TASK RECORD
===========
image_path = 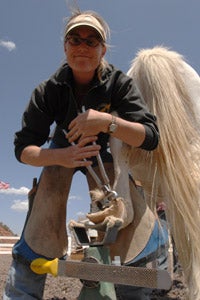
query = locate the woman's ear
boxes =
[101,45,107,57]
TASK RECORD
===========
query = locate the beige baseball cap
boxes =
[65,14,106,42]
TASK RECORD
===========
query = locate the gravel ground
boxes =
[0,254,187,299]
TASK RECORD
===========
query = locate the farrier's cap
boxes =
[65,14,106,42]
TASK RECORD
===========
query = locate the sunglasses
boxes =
[66,35,102,48]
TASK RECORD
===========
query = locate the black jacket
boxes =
[14,63,159,162]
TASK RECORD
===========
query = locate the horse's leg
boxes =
[24,165,74,258]
[110,137,134,227]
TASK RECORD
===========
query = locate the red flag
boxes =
[0,181,10,189]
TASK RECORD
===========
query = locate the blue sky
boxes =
[1,0,200,235]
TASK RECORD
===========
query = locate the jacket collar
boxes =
[50,63,113,87]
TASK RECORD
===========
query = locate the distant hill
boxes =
[0,222,15,236]
[0,222,19,253]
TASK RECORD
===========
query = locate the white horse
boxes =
[123,46,200,300]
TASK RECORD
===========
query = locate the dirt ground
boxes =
[0,254,187,299]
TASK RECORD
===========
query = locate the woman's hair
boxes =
[64,9,110,80]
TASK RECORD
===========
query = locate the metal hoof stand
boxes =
[70,224,171,299]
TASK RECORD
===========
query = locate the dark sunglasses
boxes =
[66,35,102,48]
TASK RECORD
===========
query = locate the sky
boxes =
[0,0,200,235]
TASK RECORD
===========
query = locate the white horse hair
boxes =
[123,46,200,299]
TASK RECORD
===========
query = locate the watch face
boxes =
[109,123,117,133]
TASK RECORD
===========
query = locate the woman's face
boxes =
[64,26,106,80]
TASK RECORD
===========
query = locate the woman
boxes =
[3,9,159,299]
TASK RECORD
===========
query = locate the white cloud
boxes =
[68,195,82,201]
[11,200,28,212]
[0,40,16,51]
[0,186,30,195]
[76,211,86,217]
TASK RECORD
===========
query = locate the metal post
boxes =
[78,246,117,300]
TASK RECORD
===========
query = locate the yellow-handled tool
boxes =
[31,257,59,277]
[30,255,172,290]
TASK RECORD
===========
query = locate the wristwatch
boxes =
[108,115,118,134]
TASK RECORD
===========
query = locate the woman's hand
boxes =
[60,135,101,168]
[57,143,100,168]
[67,109,111,143]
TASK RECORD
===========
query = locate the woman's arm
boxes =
[20,135,101,168]
[67,109,150,148]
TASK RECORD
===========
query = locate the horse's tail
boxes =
[127,46,200,299]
